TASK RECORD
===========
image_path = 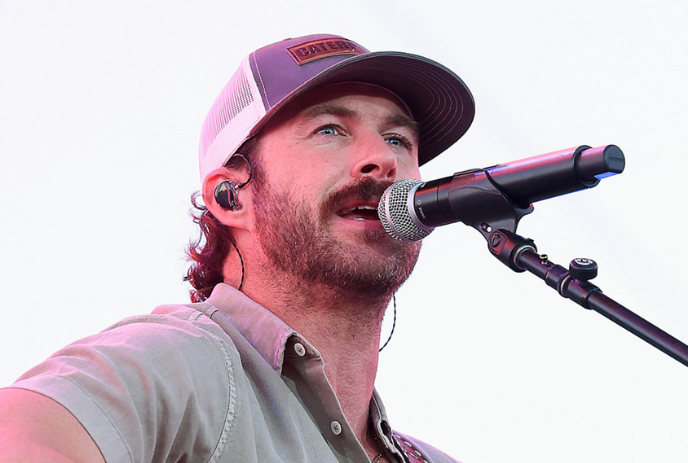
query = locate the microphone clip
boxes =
[416,168,534,241]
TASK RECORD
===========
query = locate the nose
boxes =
[350,135,397,180]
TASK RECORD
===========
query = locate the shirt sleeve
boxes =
[10,311,236,463]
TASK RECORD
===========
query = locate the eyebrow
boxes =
[386,113,420,139]
[302,104,357,121]
[301,104,420,138]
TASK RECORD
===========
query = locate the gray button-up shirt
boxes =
[12,284,460,462]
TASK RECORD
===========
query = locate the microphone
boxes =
[378,145,625,241]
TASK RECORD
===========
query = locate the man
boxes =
[0,34,474,462]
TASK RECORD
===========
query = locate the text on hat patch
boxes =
[287,38,365,65]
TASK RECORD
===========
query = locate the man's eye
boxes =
[316,126,339,136]
[385,135,412,149]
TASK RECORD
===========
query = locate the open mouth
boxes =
[336,201,380,221]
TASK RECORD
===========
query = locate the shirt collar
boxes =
[205,283,297,372]
[370,389,396,448]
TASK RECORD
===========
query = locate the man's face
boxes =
[250,83,422,299]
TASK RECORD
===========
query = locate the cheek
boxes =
[297,158,349,191]
[271,168,335,210]
[261,160,305,195]
[398,159,421,181]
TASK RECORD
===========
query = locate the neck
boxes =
[238,255,393,441]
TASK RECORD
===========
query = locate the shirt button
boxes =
[294,343,306,357]
[330,420,342,435]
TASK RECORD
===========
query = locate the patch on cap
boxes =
[287,38,365,65]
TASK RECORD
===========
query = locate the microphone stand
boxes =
[390,143,687,365]
[487,228,688,367]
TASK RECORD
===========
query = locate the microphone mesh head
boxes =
[378,179,434,242]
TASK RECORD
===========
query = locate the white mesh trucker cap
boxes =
[198,34,475,182]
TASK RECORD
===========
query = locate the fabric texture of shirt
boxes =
[11,284,460,463]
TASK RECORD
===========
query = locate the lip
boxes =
[333,214,384,231]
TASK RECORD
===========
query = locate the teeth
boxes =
[338,204,379,219]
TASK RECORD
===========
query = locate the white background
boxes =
[1,1,687,462]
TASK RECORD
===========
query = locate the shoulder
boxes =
[11,305,241,462]
[18,306,241,392]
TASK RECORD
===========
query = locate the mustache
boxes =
[321,177,394,217]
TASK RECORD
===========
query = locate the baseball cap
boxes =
[198,33,475,182]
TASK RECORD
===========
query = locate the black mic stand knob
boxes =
[568,258,598,281]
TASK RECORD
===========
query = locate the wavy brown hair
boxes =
[185,139,262,302]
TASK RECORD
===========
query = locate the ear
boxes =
[202,167,252,230]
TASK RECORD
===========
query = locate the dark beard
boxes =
[252,176,421,300]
